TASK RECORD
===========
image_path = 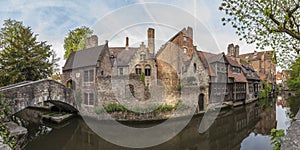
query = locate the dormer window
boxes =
[183,47,187,54]
[140,52,146,61]
[183,36,187,41]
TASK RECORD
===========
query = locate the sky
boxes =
[0,0,264,72]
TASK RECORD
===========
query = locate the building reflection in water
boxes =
[22,100,277,150]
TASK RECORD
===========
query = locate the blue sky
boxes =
[0,0,261,71]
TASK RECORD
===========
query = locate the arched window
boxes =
[135,65,142,75]
[145,65,151,76]
[193,63,197,73]
[140,52,146,61]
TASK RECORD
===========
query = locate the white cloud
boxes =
[0,0,267,72]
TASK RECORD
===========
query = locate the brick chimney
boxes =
[86,35,98,48]
[186,26,193,40]
[148,28,155,54]
[227,43,235,57]
[234,45,239,57]
[125,37,129,50]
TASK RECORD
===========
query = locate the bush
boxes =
[0,94,16,149]
[94,106,105,114]
[270,129,285,150]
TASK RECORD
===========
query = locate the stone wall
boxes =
[0,79,76,115]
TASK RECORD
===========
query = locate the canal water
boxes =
[18,95,295,150]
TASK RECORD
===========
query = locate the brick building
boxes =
[156,27,210,111]
[240,50,276,91]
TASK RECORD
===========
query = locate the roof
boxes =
[241,62,260,81]
[63,45,106,71]
[156,27,192,57]
[240,50,274,61]
[226,57,248,82]
[115,48,138,67]
[197,51,214,76]
[225,56,240,67]
[260,74,267,80]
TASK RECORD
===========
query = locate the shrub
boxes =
[270,129,284,150]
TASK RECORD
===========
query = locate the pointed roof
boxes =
[63,44,106,71]
[226,56,248,83]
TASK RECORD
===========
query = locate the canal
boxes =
[16,94,296,150]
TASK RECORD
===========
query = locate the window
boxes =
[84,69,94,85]
[183,47,187,54]
[135,65,142,75]
[193,63,197,73]
[145,65,151,76]
[140,53,146,61]
[101,71,104,76]
[84,92,95,106]
[183,36,187,41]
[119,68,123,75]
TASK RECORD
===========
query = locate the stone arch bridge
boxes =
[0,79,78,115]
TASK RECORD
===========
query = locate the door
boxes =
[198,93,204,111]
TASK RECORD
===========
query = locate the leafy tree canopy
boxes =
[63,26,93,59]
[0,19,57,86]
[287,56,300,92]
[219,0,300,68]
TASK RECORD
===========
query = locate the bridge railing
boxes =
[0,79,77,114]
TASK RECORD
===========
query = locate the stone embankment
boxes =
[281,109,300,150]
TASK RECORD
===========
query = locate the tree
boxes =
[0,19,56,86]
[287,56,300,92]
[219,0,300,68]
[63,26,93,59]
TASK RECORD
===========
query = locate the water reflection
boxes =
[19,99,283,150]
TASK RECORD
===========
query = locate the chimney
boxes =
[186,26,193,40]
[86,35,98,48]
[148,28,155,54]
[227,43,235,57]
[234,45,239,57]
[125,37,129,50]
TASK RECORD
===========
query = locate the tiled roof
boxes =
[114,48,138,67]
[241,62,260,81]
[197,51,216,76]
[225,56,240,67]
[240,50,274,61]
[260,74,267,80]
[63,45,106,71]
[226,57,248,83]
[228,69,248,82]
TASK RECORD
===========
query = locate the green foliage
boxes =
[93,102,188,114]
[240,59,249,64]
[287,56,300,92]
[63,26,93,59]
[94,105,105,114]
[0,94,16,149]
[219,0,300,69]
[177,83,183,91]
[286,95,300,119]
[259,81,272,99]
[0,19,57,86]
[140,72,145,83]
[270,128,285,150]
